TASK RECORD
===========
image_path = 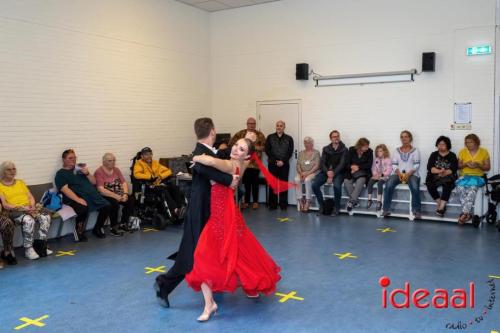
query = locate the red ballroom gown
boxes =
[186,183,281,295]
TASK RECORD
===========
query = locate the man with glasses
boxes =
[228,117,266,210]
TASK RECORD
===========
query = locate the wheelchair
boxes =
[471,174,500,230]
[131,177,187,230]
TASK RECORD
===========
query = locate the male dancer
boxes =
[155,118,239,307]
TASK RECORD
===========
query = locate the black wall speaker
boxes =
[296,63,309,80]
[422,52,436,72]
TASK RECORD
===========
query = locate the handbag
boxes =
[41,189,63,212]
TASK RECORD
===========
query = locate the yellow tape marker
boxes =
[277,218,291,222]
[15,315,49,330]
[491,330,499,333]
[275,291,304,303]
[142,228,159,232]
[377,228,396,233]
[334,252,358,260]
[55,250,76,257]
[144,266,166,274]
[488,275,500,279]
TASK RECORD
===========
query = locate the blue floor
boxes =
[1,207,500,333]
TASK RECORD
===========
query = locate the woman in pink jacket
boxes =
[366,144,392,211]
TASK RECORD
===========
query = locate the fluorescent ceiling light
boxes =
[314,69,417,87]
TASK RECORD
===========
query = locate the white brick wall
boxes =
[0,0,497,186]
[210,0,497,178]
[0,0,211,184]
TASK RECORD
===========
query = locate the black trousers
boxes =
[67,201,110,234]
[268,163,290,208]
[426,180,455,202]
[106,196,135,227]
[156,268,184,299]
[243,168,260,204]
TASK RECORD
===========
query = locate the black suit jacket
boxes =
[168,143,233,275]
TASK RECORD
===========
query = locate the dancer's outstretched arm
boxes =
[193,155,234,174]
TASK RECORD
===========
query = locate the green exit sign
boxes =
[466,45,492,56]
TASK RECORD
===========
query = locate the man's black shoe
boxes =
[154,282,170,308]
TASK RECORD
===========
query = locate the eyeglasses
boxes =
[106,159,116,162]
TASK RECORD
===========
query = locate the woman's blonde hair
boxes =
[303,136,314,144]
[102,153,116,162]
[375,144,390,158]
[0,161,16,179]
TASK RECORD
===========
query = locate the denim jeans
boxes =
[312,171,344,212]
[382,174,421,213]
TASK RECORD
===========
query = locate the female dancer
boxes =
[186,138,292,322]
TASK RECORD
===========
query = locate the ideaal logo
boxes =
[379,276,474,309]
[379,276,496,330]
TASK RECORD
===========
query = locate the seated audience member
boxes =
[95,153,135,236]
[55,149,111,241]
[229,118,266,210]
[0,205,16,266]
[366,144,392,211]
[425,136,458,217]
[382,131,422,219]
[294,137,320,212]
[344,138,373,212]
[133,147,185,219]
[312,130,348,215]
[0,161,53,259]
[455,134,491,224]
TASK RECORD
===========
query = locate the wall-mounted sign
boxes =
[466,45,492,56]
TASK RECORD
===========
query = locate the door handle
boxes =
[294,149,298,159]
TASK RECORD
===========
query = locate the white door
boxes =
[257,100,301,205]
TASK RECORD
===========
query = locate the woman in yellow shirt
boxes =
[456,134,491,224]
[0,161,53,260]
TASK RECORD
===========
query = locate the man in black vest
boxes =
[154,118,239,307]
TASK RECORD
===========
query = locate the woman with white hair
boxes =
[94,153,134,236]
[294,137,320,212]
[0,161,53,260]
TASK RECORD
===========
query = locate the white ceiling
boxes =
[175,0,282,12]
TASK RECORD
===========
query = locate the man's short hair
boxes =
[329,130,340,139]
[194,118,214,140]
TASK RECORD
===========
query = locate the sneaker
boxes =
[382,211,391,217]
[92,229,106,239]
[246,293,260,299]
[46,248,53,256]
[25,247,40,260]
[252,203,259,210]
[435,209,445,217]
[346,201,353,212]
[367,200,373,208]
[110,228,124,237]
[120,224,133,233]
[376,202,382,211]
[413,212,422,220]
